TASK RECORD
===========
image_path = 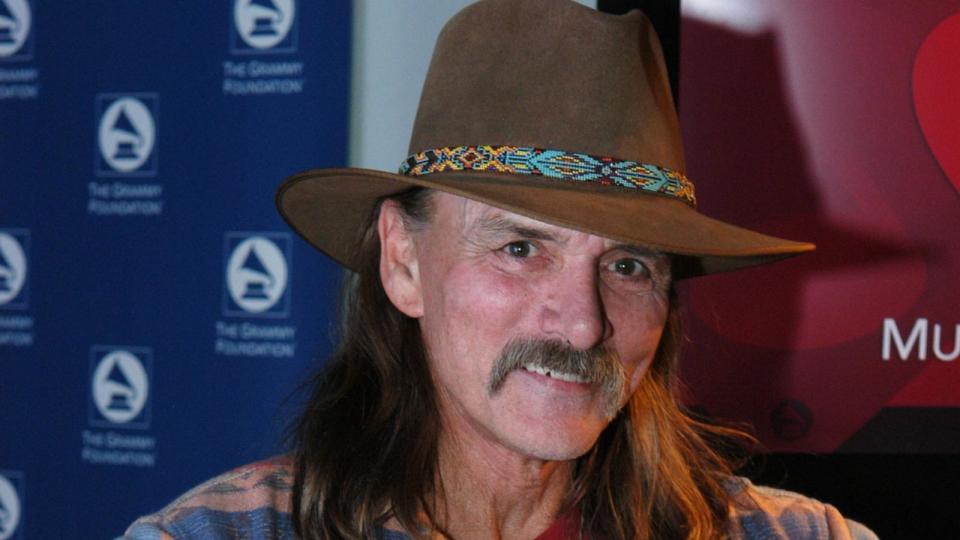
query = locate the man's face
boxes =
[382,192,670,461]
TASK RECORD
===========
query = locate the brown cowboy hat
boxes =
[276,0,813,277]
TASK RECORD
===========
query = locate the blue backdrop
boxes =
[0,1,351,537]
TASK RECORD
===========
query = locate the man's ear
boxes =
[378,199,425,318]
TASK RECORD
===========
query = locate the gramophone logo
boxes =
[0,472,22,540]
[0,230,28,309]
[232,0,297,53]
[224,233,290,317]
[0,0,31,60]
[90,347,151,428]
[95,94,159,176]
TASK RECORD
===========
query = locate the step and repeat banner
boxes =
[0,1,350,538]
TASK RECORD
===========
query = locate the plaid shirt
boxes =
[120,456,877,540]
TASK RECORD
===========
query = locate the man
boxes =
[123,1,876,538]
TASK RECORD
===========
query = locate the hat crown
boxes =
[275,0,813,278]
[408,0,685,172]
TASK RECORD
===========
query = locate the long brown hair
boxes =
[291,189,747,539]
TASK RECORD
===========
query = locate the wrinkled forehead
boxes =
[430,191,581,240]
[429,192,671,267]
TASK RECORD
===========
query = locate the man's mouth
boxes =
[489,338,628,420]
[522,363,588,384]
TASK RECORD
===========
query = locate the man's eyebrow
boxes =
[474,215,562,242]
[611,244,664,258]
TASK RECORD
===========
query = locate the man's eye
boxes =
[503,241,536,258]
[609,258,649,278]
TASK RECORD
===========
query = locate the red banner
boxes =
[678,1,960,452]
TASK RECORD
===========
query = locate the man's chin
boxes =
[499,420,608,462]
[484,373,621,460]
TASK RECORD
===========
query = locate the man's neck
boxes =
[428,427,575,540]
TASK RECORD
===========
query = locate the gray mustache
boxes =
[487,338,628,419]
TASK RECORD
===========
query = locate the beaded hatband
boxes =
[400,145,696,207]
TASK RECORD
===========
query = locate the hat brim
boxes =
[276,168,814,278]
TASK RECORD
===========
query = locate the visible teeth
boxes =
[522,363,587,383]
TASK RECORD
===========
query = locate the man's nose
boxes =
[538,265,609,350]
